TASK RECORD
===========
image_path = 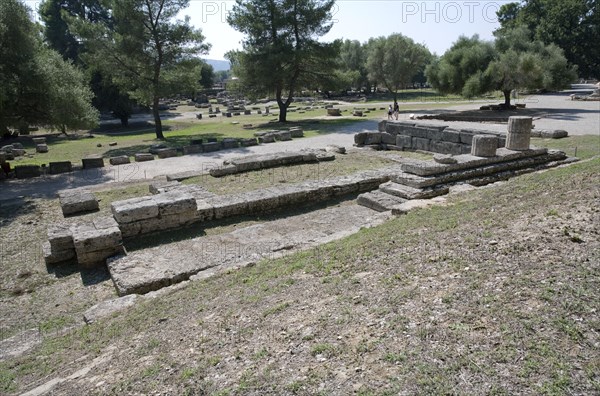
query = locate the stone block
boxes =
[290,128,304,138]
[364,132,382,145]
[73,225,122,255]
[36,144,48,153]
[134,153,155,162]
[412,137,430,151]
[430,141,463,155]
[43,241,76,265]
[182,144,203,155]
[354,132,367,145]
[357,191,406,212]
[32,137,46,144]
[433,154,458,164]
[258,134,275,144]
[111,196,159,223]
[15,165,41,179]
[156,148,177,159]
[221,138,239,149]
[327,108,342,116]
[210,165,238,177]
[396,135,412,149]
[506,116,532,150]
[240,138,258,147]
[471,135,498,157]
[48,224,74,252]
[12,148,25,156]
[202,142,221,152]
[59,190,99,216]
[49,161,72,175]
[210,195,248,219]
[274,131,292,141]
[459,132,475,145]
[82,156,104,169]
[149,180,181,194]
[77,246,125,268]
[153,192,197,216]
[109,156,130,166]
[541,130,569,139]
[440,129,461,143]
[381,133,396,145]
[378,120,387,132]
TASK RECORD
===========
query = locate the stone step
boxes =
[393,150,567,188]
[108,204,391,296]
[356,190,407,212]
[379,181,449,200]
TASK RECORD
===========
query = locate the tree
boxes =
[366,33,431,101]
[71,0,210,139]
[426,30,577,107]
[41,0,135,127]
[496,0,599,78]
[339,39,371,93]
[199,62,215,89]
[0,0,98,135]
[227,0,339,122]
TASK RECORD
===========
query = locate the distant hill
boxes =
[204,59,230,71]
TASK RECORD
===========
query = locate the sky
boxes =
[25,0,507,60]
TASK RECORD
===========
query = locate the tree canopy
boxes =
[426,30,576,106]
[496,0,599,78]
[70,0,210,139]
[0,0,98,135]
[367,33,431,101]
[227,0,340,122]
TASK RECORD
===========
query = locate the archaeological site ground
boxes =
[0,92,599,395]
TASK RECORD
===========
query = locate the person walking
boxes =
[387,104,393,120]
[393,100,400,120]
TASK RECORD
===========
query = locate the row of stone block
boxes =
[112,166,403,238]
[209,151,319,177]
[44,217,124,268]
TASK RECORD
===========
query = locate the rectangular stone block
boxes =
[259,134,275,144]
[381,133,396,145]
[202,142,221,152]
[48,224,74,251]
[412,137,430,151]
[210,195,248,219]
[364,132,382,145]
[183,144,203,155]
[244,189,281,213]
[111,196,159,223]
[153,192,197,216]
[440,129,462,143]
[73,226,122,254]
[109,156,130,166]
[240,138,258,147]
[135,153,154,162]
[396,135,412,149]
[430,141,463,155]
[59,190,99,216]
[149,180,181,194]
[156,148,177,159]
[77,246,125,268]
[49,161,72,174]
[82,156,104,169]
[274,131,292,141]
[43,241,76,265]
[221,138,239,149]
[471,135,499,157]
[32,137,46,144]
[289,128,304,138]
[36,144,48,153]
[137,211,198,234]
[15,165,41,179]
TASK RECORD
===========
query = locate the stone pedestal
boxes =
[471,135,498,157]
[49,161,72,174]
[109,156,130,165]
[134,153,154,162]
[506,116,532,151]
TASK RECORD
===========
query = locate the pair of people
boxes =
[387,101,400,120]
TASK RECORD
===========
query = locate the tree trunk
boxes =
[120,115,129,127]
[276,86,289,123]
[152,96,164,139]
[503,90,512,107]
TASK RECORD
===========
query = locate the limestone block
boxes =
[326,145,346,154]
[43,241,76,265]
[412,137,430,151]
[274,131,292,141]
[49,161,72,175]
[109,156,130,166]
[32,137,46,144]
[396,135,412,149]
[434,154,458,164]
[36,144,48,153]
[149,180,181,194]
[364,132,382,145]
[134,153,154,162]
[327,108,342,116]
[73,225,122,253]
[15,165,41,179]
[381,133,396,145]
[240,138,258,147]
[153,192,197,216]
[354,132,367,145]
[459,132,475,145]
[357,191,406,212]
[290,128,304,138]
[378,120,388,132]
[137,211,198,234]
[440,129,462,143]
[77,246,125,268]
[258,134,275,144]
[111,196,159,223]
[59,190,99,216]
[83,295,139,324]
[471,135,498,157]
[541,130,569,139]
[202,142,221,152]
[210,165,238,177]
[221,138,239,149]
[506,116,532,150]
[430,141,463,155]
[156,148,177,159]
[210,195,248,219]
[196,200,215,222]
[182,144,203,155]
[82,156,104,169]
[47,224,74,251]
